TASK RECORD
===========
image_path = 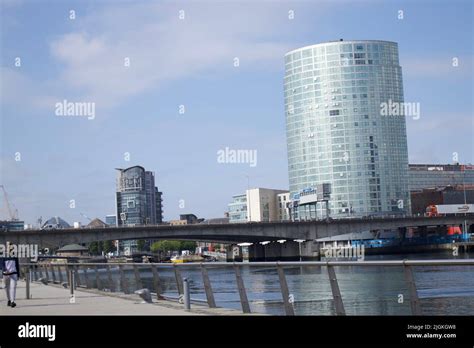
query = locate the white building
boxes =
[277,192,291,221]
[229,188,289,223]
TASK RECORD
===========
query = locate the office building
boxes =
[411,185,474,215]
[409,164,474,192]
[228,194,248,223]
[246,188,288,222]
[228,188,289,223]
[115,165,163,254]
[0,220,24,231]
[277,192,291,221]
[284,40,410,219]
[105,214,117,226]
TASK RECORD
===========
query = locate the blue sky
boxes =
[1,0,473,225]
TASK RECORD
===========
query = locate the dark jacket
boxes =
[1,257,20,277]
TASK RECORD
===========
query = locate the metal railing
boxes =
[20,259,474,316]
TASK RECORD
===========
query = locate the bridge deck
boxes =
[2,216,472,248]
[0,281,246,316]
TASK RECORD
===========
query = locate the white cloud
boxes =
[402,56,473,77]
[46,3,294,108]
[0,67,59,110]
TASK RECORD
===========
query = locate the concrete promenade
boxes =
[0,281,246,316]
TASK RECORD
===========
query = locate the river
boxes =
[77,251,474,315]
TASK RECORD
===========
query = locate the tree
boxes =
[89,241,117,255]
[89,242,100,255]
[150,240,196,253]
[137,240,146,252]
[103,240,114,254]
[151,240,179,253]
[179,241,197,252]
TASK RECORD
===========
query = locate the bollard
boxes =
[69,268,75,300]
[69,269,74,295]
[183,278,191,311]
[25,266,31,299]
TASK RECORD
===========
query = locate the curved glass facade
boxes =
[284,40,410,219]
[116,166,163,226]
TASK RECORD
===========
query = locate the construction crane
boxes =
[0,185,19,221]
[80,212,92,222]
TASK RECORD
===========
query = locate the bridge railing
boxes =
[19,259,474,316]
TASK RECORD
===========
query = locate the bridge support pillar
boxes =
[226,245,243,262]
[398,227,407,241]
[249,243,265,262]
[247,241,320,262]
[417,225,428,238]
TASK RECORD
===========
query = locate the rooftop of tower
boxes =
[285,39,398,56]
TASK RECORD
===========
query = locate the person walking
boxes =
[2,243,20,308]
[0,256,3,289]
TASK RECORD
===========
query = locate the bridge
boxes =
[1,216,472,260]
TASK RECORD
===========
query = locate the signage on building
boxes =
[299,188,318,204]
[297,183,331,205]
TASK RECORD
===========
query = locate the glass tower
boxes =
[115,165,163,254]
[116,166,163,226]
[284,40,410,219]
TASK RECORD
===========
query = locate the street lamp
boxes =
[245,178,252,223]
[462,167,468,240]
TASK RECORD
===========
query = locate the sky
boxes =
[0,0,473,225]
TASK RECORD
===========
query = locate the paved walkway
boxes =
[0,281,247,316]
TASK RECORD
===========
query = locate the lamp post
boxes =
[462,167,468,240]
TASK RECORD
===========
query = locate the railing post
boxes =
[38,264,43,281]
[58,265,63,284]
[25,265,31,299]
[118,264,129,294]
[277,263,295,316]
[44,264,50,282]
[183,278,191,311]
[50,264,56,283]
[133,265,143,290]
[83,267,90,289]
[74,265,82,287]
[403,262,422,315]
[150,265,162,299]
[327,264,345,315]
[173,264,184,295]
[65,265,70,288]
[73,266,77,290]
[107,265,115,292]
[94,265,102,290]
[201,264,216,308]
[233,264,251,313]
[33,265,38,281]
